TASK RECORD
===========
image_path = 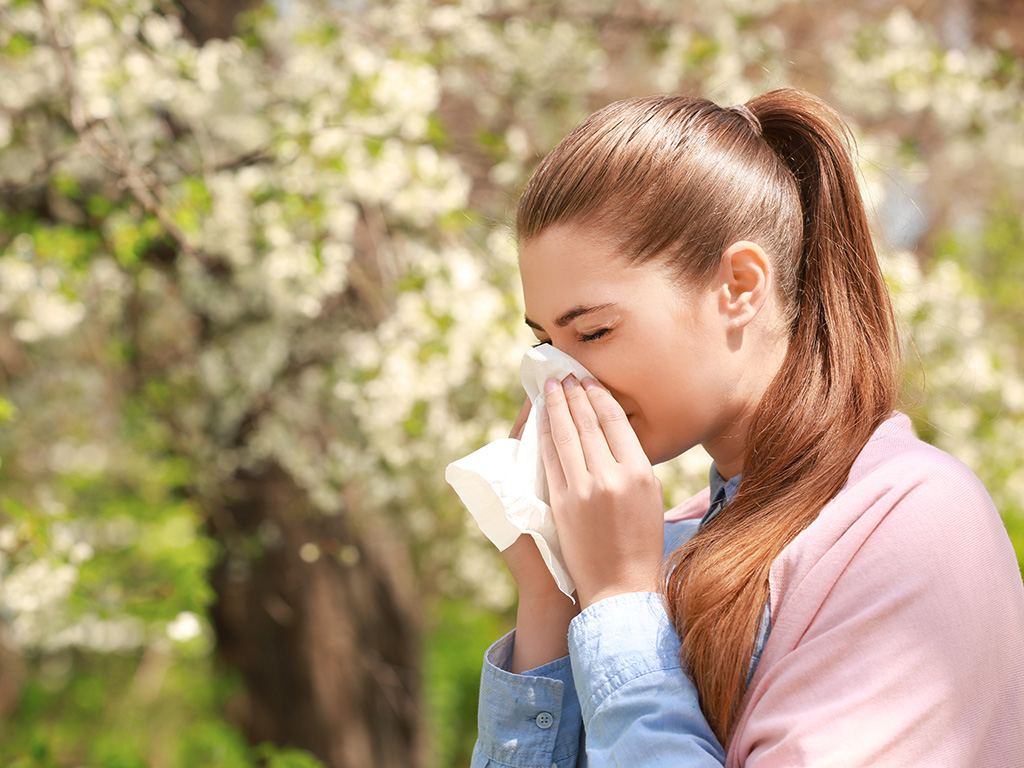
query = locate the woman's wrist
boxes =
[517,590,578,617]
[576,570,663,611]
[510,591,579,673]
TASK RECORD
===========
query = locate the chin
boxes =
[648,449,676,466]
[641,439,671,466]
[633,421,683,465]
[645,436,697,467]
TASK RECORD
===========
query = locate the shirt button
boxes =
[535,711,554,729]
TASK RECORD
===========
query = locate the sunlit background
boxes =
[0,0,1022,766]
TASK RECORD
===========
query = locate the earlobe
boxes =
[720,240,771,330]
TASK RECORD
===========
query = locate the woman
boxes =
[470,89,1024,767]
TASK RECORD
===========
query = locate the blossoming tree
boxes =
[0,0,1020,766]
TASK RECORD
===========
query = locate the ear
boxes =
[717,240,771,330]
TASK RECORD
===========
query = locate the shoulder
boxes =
[847,412,991,510]
[813,411,998,547]
[737,412,1024,768]
[771,412,1017,607]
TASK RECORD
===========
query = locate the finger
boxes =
[537,398,567,493]
[541,376,589,488]
[582,377,646,464]
[509,396,531,439]
[562,374,615,467]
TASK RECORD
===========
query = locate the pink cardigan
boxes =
[665,413,1024,766]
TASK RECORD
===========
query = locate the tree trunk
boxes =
[207,463,423,768]
[174,0,263,44]
[0,621,24,718]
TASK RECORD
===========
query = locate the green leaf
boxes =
[255,744,327,768]
[5,33,34,58]
[0,396,17,423]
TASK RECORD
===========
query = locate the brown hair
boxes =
[517,89,900,744]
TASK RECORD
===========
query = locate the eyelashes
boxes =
[579,328,611,342]
[532,328,612,348]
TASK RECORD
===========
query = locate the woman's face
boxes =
[519,224,753,469]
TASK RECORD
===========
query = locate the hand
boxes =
[499,533,571,603]
[538,374,665,609]
[509,396,531,440]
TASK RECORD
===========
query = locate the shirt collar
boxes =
[702,463,742,528]
[709,463,742,505]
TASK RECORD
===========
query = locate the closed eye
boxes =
[530,328,610,348]
[579,328,611,342]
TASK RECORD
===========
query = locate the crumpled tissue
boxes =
[445,344,595,599]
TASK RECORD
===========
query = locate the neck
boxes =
[706,325,790,480]
[703,409,754,481]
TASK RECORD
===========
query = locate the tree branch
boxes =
[39,0,211,265]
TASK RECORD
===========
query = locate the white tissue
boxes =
[445,344,595,598]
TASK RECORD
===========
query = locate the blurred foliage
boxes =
[0,0,1021,766]
[936,195,1024,344]
[423,599,509,768]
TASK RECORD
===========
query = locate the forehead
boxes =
[519,225,672,319]
[520,226,630,293]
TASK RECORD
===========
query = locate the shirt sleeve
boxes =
[569,591,725,766]
[473,517,716,768]
[472,630,584,768]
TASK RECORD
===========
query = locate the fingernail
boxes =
[564,374,579,388]
[581,377,599,390]
[544,378,558,394]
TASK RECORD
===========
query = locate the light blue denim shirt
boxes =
[472,466,762,768]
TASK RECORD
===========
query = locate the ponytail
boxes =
[663,90,900,744]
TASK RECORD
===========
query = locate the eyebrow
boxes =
[524,303,615,331]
